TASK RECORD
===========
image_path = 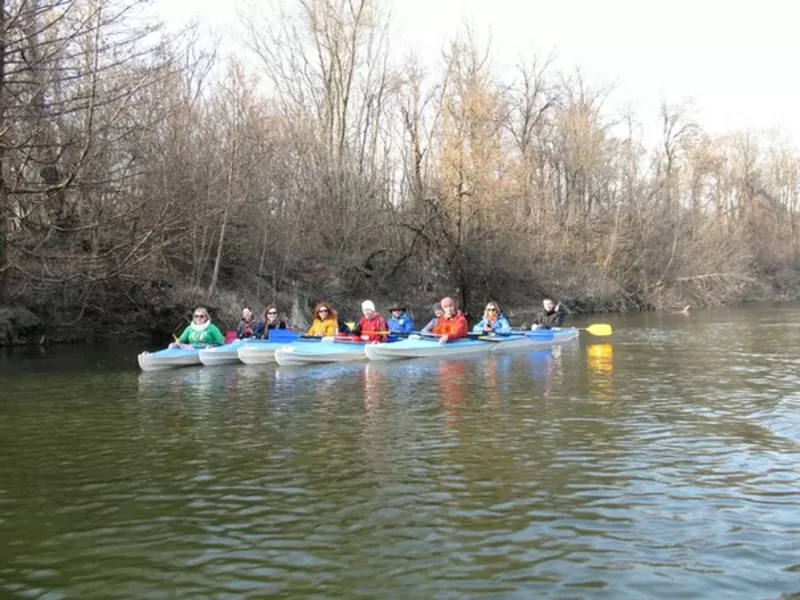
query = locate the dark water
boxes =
[1,306,798,599]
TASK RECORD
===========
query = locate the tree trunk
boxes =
[207,139,236,300]
[0,0,7,304]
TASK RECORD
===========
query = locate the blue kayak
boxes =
[364,337,488,361]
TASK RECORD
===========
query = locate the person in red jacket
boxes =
[431,296,468,344]
[351,300,387,342]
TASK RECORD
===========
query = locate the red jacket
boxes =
[431,310,468,340]
[353,314,387,342]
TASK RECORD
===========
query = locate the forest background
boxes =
[2,0,800,344]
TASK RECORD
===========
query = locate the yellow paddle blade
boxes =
[172,334,180,343]
[585,323,612,336]
[345,321,355,331]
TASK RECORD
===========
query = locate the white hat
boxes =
[361,300,375,312]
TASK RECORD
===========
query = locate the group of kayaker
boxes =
[170,296,564,348]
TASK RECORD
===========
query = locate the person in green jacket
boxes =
[171,307,225,347]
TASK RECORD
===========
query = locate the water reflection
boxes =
[587,343,614,401]
[3,307,800,598]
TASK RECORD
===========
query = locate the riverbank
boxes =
[3,271,799,347]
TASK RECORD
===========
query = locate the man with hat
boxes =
[387,301,414,335]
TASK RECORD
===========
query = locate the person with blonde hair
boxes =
[171,307,225,347]
[472,301,512,335]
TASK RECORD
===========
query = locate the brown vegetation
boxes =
[1,0,799,342]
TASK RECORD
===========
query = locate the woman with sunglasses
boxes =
[472,301,512,335]
[261,305,287,336]
[306,302,338,337]
[171,307,225,347]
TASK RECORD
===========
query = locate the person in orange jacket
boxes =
[351,300,387,343]
[431,296,468,344]
[306,302,339,337]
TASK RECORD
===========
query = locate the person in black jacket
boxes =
[531,296,564,330]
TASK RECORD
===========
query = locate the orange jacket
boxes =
[431,310,468,340]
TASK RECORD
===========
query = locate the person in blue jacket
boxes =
[472,301,512,334]
[386,301,415,334]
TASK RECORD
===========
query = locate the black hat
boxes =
[388,301,405,311]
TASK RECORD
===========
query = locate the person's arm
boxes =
[323,320,338,336]
[279,321,287,329]
[421,318,435,334]
[495,316,512,334]
[401,317,415,333]
[208,325,225,345]
[177,326,191,344]
[307,320,319,336]
[472,319,486,333]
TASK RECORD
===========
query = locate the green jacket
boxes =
[178,323,225,346]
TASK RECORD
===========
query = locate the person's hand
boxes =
[531,324,539,330]
[168,342,179,349]
[439,335,449,344]
[361,335,369,341]
[483,326,492,333]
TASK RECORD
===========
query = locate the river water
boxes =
[1,305,798,599]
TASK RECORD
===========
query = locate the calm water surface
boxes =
[1,305,799,599]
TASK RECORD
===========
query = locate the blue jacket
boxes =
[387,311,414,334]
[472,313,512,334]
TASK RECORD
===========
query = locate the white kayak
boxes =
[274,338,368,367]
[237,341,292,365]
[198,339,277,366]
[137,346,202,371]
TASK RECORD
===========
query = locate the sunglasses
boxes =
[194,314,206,319]
[267,311,277,315]
[318,309,329,313]
[486,307,498,312]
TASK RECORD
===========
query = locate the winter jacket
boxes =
[307,317,338,337]
[352,314,387,342]
[178,323,225,346]
[387,311,414,334]
[431,310,468,341]
[237,318,263,339]
[472,313,512,334]
[533,309,564,329]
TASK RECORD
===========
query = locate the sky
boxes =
[153,0,800,148]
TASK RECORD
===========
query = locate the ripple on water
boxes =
[0,312,799,598]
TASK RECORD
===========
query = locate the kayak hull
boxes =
[237,342,290,365]
[137,347,201,371]
[486,328,580,350]
[274,340,367,366]
[199,339,275,366]
[364,338,489,361]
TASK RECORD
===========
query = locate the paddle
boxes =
[520,323,613,337]
[578,323,612,336]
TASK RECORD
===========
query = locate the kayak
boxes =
[274,338,368,367]
[364,337,489,361]
[479,328,581,350]
[137,346,202,371]
[237,341,292,365]
[198,339,276,366]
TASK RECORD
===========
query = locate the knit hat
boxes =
[361,300,376,312]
